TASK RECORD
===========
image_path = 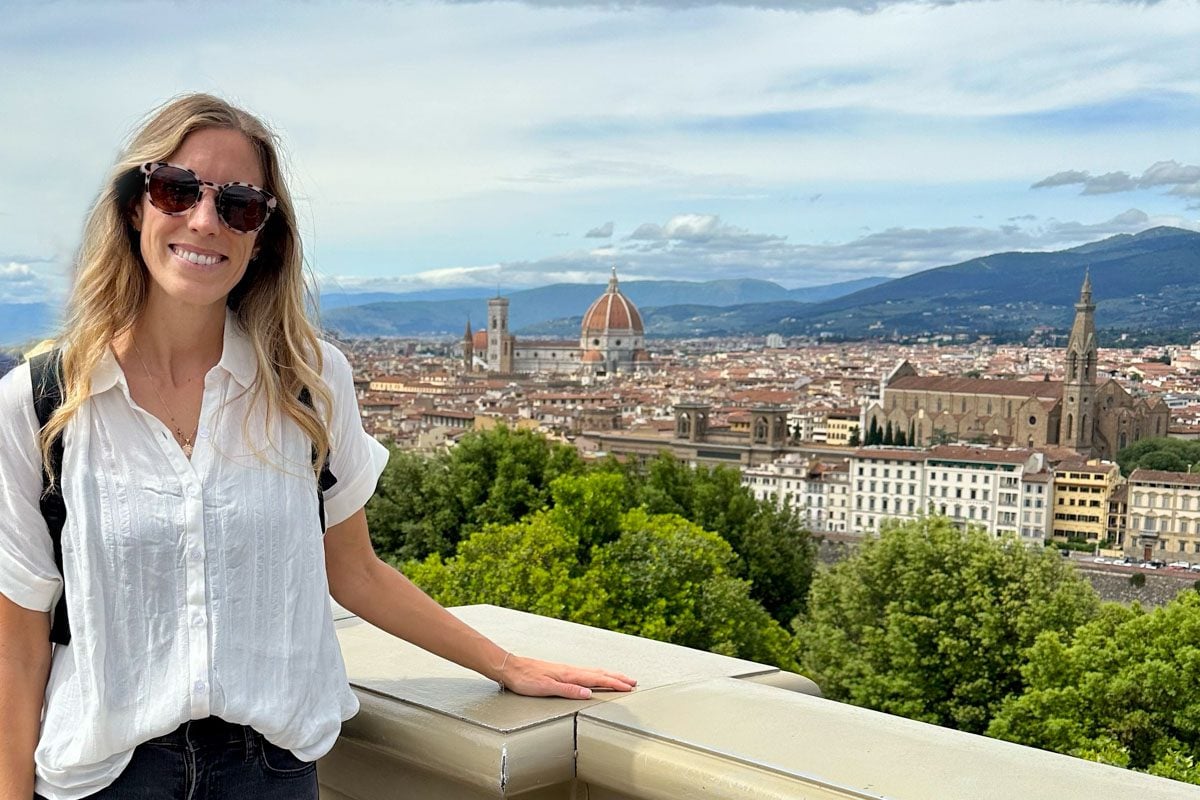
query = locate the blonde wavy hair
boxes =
[40,93,331,476]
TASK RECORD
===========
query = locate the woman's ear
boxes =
[129,202,142,232]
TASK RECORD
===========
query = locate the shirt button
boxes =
[194,680,207,694]
[198,428,210,439]
[190,548,204,562]
[191,614,206,628]
[187,485,201,498]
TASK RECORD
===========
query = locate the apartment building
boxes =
[1051,460,1122,545]
[1020,471,1053,543]
[849,448,928,534]
[923,446,1045,538]
[825,410,861,447]
[1125,469,1200,563]
[740,454,850,533]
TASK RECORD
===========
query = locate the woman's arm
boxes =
[0,594,50,800]
[323,509,635,699]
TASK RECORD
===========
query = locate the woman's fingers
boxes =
[501,656,637,699]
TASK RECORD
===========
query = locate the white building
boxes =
[1020,471,1053,544]
[923,446,1046,538]
[741,454,849,534]
[849,448,928,534]
[848,445,1051,539]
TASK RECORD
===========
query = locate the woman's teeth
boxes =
[172,246,223,266]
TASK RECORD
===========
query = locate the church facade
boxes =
[864,275,1168,459]
[462,269,652,376]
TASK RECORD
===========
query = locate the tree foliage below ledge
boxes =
[368,435,816,626]
[988,592,1200,785]
[405,502,799,670]
[796,516,1099,734]
[365,427,585,561]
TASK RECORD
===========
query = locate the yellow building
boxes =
[825,411,861,447]
[1051,460,1121,545]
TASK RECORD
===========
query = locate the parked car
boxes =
[1168,561,1190,569]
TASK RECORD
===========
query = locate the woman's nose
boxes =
[187,186,222,234]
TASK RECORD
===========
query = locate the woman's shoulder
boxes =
[316,339,352,382]
[0,359,35,415]
[0,359,40,447]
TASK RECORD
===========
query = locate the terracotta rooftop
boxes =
[581,271,644,334]
[926,445,1036,464]
[852,447,929,461]
[1129,468,1200,487]
[888,375,1062,399]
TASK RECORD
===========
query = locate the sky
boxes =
[1,0,1198,305]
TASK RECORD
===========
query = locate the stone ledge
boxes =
[321,605,1194,800]
[577,677,1197,800]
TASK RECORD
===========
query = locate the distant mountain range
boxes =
[319,276,890,337]
[774,226,1200,342]
[508,227,1200,342]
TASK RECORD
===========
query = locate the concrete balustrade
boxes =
[319,605,1196,800]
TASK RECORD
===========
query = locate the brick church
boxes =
[864,274,1168,459]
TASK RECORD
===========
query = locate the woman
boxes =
[0,94,635,800]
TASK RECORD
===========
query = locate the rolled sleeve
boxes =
[0,363,63,612]
[318,343,389,529]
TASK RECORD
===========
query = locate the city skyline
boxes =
[2,0,1198,306]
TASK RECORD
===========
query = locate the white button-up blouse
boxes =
[0,315,389,800]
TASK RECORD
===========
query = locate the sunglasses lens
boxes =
[147,166,200,213]
[218,186,271,233]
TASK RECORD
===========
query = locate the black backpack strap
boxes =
[29,349,71,645]
[298,387,337,530]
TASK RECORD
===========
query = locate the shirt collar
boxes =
[88,309,258,397]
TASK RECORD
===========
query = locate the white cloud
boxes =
[585,221,614,238]
[1032,160,1200,197]
[3,0,1199,285]
[0,261,60,304]
[323,209,1197,293]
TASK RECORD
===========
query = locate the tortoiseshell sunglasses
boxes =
[140,162,277,234]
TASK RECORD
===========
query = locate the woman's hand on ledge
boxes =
[499,654,637,700]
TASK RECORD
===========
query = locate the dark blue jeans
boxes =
[37,717,319,800]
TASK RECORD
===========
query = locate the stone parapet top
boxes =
[322,605,1192,800]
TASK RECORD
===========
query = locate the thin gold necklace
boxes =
[131,339,198,458]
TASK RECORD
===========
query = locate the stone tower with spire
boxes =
[462,319,474,373]
[1059,271,1098,454]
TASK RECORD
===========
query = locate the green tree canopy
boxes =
[797,516,1099,734]
[365,446,458,560]
[624,453,816,623]
[1116,437,1200,477]
[407,505,798,669]
[366,426,585,561]
[988,593,1200,785]
[547,471,632,557]
[446,425,584,530]
[404,512,602,622]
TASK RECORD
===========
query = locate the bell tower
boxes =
[487,296,513,374]
[1059,271,1098,454]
